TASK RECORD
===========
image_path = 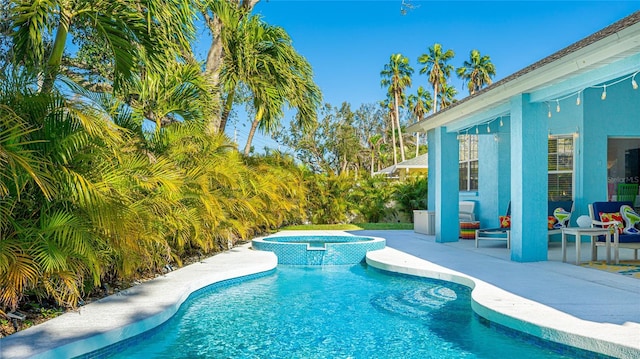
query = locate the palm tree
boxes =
[439,83,458,110]
[418,43,455,113]
[214,11,320,155]
[407,86,432,156]
[381,53,413,162]
[456,49,496,95]
[241,32,321,156]
[380,98,398,165]
[10,0,196,93]
[201,0,261,133]
[122,61,214,133]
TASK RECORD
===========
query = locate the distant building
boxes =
[373,153,428,180]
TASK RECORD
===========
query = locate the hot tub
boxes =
[251,235,385,265]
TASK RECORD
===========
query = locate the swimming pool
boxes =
[252,234,385,265]
[101,265,606,359]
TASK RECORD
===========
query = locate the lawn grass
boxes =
[281,222,413,231]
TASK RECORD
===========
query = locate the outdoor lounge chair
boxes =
[475,201,574,248]
[475,202,511,248]
[459,201,476,221]
[589,201,640,263]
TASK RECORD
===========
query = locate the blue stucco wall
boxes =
[510,94,549,262]
[546,90,583,224]
[426,65,638,262]
[582,77,640,217]
[427,129,436,211]
[433,127,460,243]
[477,117,511,228]
[474,74,638,235]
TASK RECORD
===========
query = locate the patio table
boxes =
[561,227,611,265]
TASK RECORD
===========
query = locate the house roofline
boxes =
[407,11,640,133]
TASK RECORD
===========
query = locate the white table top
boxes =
[562,227,610,234]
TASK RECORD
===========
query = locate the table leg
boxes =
[605,232,611,264]
[613,231,619,264]
[576,233,581,265]
[561,231,567,263]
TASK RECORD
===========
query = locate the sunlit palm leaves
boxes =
[123,61,215,132]
[1,0,316,315]
[215,6,321,154]
[0,74,118,309]
[10,0,197,91]
[418,43,455,113]
[456,49,496,95]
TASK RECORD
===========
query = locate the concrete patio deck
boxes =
[0,230,638,358]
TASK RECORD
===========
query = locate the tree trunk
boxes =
[42,10,71,93]
[218,88,236,133]
[370,145,375,176]
[394,92,406,162]
[203,12,224,134]
[433,82,439,113]
[244,107,264,155]
[390,113,397,165]
[341,153,348,175]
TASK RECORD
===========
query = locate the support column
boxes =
[433,127,459,243]
[510,94,548,262]
[427,129,436,211]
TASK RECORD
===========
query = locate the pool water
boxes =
[106,265,601,359]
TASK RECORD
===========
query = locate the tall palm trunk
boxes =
[433,82,439,113]
[393,92,406,162]
[390,112,397,165]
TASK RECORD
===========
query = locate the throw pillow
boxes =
[553,207,571,228]
[619,205,640,235]
[547,216,557,230]
[499,215,510,229]
[599,212,624,234]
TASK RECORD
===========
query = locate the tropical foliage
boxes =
[0,0,493,325]
[0,0,315,317]
[393,176,428,221]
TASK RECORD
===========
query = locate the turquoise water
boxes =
[107,265,600,359]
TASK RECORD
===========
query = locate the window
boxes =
[459,134,478,191]
[607,138,640,201]
[548,135,573,201]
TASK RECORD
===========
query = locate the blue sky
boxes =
[201,1,640,152]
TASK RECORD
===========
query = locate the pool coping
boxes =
[1,232,639,358]
[0,245,278,359]
[366,246,640,359]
